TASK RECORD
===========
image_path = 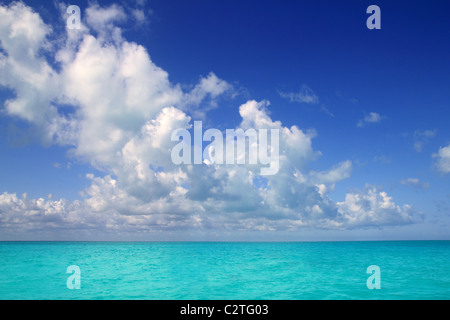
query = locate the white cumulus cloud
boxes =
[357,112,383,128]
[0,2,418,239]
[433,144,450,174]
[337,186,421,228]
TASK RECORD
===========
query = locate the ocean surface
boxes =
[0,241,449,300]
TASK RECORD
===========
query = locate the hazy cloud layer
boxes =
[279,85,319,104]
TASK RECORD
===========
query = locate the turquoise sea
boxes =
[0,241,449,300]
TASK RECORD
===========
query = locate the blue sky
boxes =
[0,0,449,240]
